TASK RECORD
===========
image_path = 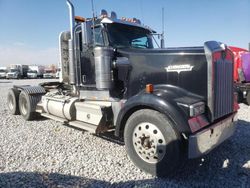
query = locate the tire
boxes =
[124,109,182,177]
[18,91,36,120]
[7,88,20,115]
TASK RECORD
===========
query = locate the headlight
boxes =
[189,102,205,117]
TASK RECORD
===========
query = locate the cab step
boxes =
[69,121,97,133]
[41,113,67,123]
[41,113,97,133]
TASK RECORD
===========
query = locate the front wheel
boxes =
[124,109,182,177]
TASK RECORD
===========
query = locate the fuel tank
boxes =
[42,94,78,120]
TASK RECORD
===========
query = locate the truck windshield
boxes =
[106,23,153,49]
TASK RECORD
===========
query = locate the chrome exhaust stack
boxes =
[66,0,76,87]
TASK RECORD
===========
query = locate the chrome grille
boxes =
[214,59,233,119]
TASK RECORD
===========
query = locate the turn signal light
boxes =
[146,84,154,93]
[189,102,205,117]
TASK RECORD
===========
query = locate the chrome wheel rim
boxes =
[7,94,14,110]
[132,122,166,164]
[20,96,27,115]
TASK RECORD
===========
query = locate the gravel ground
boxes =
[0,79,249,188]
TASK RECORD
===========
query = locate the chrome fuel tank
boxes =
[42,94,78,120]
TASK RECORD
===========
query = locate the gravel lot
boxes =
[0,79,249,188]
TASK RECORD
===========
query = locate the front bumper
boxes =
[188,113,237,158]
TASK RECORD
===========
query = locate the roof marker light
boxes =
[75,16,85,22]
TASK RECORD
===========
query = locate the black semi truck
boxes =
[7,0,238,176]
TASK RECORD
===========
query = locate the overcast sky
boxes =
[0,0,249,66]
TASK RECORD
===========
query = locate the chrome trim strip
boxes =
[204,43,214,120]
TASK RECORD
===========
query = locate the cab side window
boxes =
[93,27,104,46]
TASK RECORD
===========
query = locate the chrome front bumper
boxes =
[188,113,237,158]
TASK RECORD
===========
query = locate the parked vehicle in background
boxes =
[43,69,56,78]
[27,65,45,78]
[43,65,56,78]
[6,64,29,79]
[0,67,8,78]
[229,46,250,104]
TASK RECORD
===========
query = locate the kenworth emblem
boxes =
[165,64,194,73]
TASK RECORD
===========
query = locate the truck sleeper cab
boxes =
[7,0,237,177]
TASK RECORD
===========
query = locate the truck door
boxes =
[81,26,105,86]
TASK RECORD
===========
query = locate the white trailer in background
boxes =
[27,65,45,78]
[43,67,56,78]
[6,64,29,79]
[0,67,7,78]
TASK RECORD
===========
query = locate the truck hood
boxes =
[116,47,207,98]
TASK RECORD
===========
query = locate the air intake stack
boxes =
[66,0,76,87]
[94,47,114,90]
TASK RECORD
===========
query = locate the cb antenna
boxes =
[160,7,165,48]
[91,0,95,44]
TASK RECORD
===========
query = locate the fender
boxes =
[114,84,204,137]
[13,85,46,95]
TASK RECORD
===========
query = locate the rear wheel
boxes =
[7,88,20,115]
[124,109,182,177]
[18,91,36,120]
